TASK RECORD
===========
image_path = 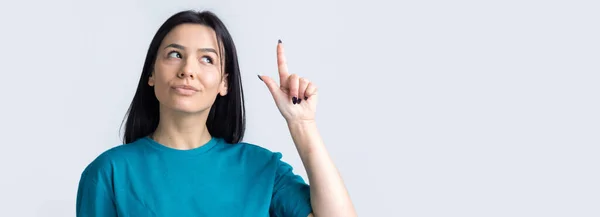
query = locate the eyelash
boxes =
[167,51,214,64]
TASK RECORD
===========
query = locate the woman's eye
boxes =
[168,51,181,59]
[201,56,213,64]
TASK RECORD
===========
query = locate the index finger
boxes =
[277,40,290,88]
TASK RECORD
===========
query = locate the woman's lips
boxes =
[172,85,198,96]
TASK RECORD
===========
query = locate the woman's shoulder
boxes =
[79,138,148,181]
[220,139,284,162]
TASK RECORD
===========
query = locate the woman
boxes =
[76,10,356,217]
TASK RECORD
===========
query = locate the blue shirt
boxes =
[76,136,312,217]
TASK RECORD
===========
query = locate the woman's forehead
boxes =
[161,24,219,49]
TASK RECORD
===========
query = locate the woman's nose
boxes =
[178,59,198,79]
[178,70,194,79]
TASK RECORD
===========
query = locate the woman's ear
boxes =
[219,73,229,96]
[148,71,155,86]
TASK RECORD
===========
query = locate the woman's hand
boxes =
[259,40,318,125]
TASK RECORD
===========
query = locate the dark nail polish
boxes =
[297,99,302,104]
[278,39,282,44]
[304,96,308,100]
[292,97,297,104]
[257,75,263,81]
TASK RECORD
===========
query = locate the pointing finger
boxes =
[277,40,290,88]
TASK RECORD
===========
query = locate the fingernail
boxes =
[297,99,302,104]
[304,96,308,100]
[278,39,282,44]
[257,74,263,81]
[292,96,297,104]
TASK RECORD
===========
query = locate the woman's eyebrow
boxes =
[164,43,218,55]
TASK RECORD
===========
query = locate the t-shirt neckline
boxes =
[143,136,219,156]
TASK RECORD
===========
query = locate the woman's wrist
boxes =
[287,119,324,157]
[286,119,317,129]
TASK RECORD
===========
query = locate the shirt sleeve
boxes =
[269,152,313,217]
[76,168,117,217]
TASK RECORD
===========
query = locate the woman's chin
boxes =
[164,101,206,114]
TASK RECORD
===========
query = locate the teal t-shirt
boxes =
[76,136,312,217]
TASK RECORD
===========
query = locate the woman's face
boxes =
[149,24,228,114]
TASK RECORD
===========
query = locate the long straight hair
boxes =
[121,10,245,144]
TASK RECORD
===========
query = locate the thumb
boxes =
[258,74,281,97]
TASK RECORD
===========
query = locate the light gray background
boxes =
[0,0,598,216]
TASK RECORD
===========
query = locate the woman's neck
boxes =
[152,108,212,150]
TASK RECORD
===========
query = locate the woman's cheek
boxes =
[200,67,222,86]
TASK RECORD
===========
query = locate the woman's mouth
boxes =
[172,85,199,96]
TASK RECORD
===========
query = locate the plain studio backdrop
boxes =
[0,0,598,216]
